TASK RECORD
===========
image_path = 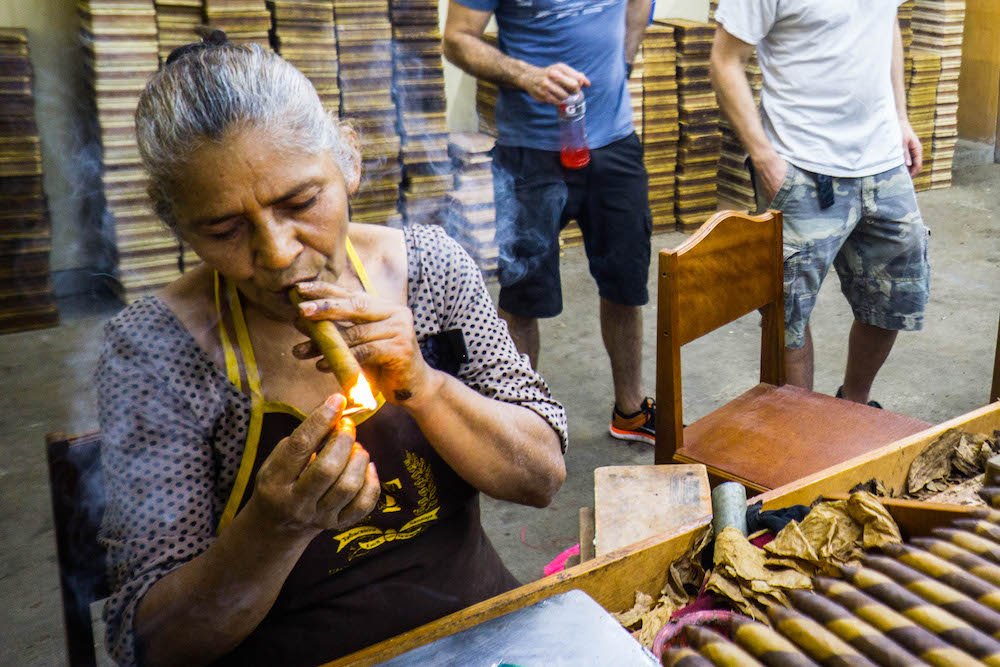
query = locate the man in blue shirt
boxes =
[444,0,656,446]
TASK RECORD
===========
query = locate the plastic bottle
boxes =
[558,90,590,169]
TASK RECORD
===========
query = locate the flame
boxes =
[348,372,377,410]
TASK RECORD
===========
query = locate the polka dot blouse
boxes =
[96,224,568,665]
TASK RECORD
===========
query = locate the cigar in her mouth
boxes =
[288,287,362,390]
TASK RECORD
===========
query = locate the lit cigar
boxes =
[727,615,815,667]
[952,518,1000,545]
[661,647,716,667]
[931,527,1000,564]
[684,625,765,667]
[785,589,923,667]
[879,542,1000,612]
[860,554,1000,637]
[290,288,362,390]
[979,486,1000,508]
[813,577,981,667]
[765,605,877,666]
[838,565,1000,661]
[911,537,1000,587]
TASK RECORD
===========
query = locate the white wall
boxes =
[438,0,710,132]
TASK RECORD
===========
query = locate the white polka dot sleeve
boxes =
[96,313,221,666]
[404,225,569,451]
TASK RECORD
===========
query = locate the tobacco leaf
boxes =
[908,429,962,494]
[613,590,654,629]
[846,490,902,549]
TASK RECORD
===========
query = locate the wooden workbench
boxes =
[328,402,1000,666]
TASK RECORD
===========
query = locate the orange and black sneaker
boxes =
[609,397,656,445]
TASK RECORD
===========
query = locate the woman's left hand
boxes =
[292,281,440,405]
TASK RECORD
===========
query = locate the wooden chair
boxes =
[655,210,932,492]
[46,431,108,667]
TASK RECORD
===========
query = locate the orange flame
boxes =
[348,372,377,410]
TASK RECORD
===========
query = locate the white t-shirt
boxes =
[716,0,905,177]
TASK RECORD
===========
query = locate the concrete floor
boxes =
[1,163,997,665]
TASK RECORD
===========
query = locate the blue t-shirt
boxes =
[457,0,634,151]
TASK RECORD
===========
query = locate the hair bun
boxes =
[164,29,230,67]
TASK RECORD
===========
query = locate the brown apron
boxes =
[208,244,518,666]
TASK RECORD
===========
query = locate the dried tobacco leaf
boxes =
[845,490,902,549]
[908,429,963,493]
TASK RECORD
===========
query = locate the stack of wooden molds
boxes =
[153,0,203,64]
[663,19,720,231]
[907,49,942,192]
[641,22,679,230]
[0,29,58,333]
[444,132,498,278]
[390,0,452,225]
[334,0,401,225]
[270,1,340,114]
[82,0,182,301]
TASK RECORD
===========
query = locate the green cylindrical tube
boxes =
[766,605,876,666]
[662,646,716,667]
[861,554,1000,637]
[930,528,1000,565]
[813,577,981,667]
[838,564,1000,661]
[684,625,765,667]
[878,543,1000,612]
[785,589,924,667]
[911,537,1000,587]
[952,518,1000,545]
[728,615,815,667]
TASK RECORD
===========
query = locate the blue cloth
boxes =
[456,0,634,151]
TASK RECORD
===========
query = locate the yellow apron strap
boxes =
[213,271,242,392]
[345,237,377,296]
[217,277,266,533]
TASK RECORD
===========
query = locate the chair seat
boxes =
[673,383,932,492]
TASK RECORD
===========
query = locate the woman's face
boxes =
[170,128,355,320]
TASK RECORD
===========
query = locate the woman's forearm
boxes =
[136,502,315,666]
[404,371,565,507]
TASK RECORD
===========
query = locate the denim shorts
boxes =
[491,133,652,318]
[754,162,931,349]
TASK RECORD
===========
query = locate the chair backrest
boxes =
[46,431,108,667]
[655,210,786,463]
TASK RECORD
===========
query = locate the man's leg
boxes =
[600,298,643,414]
[499,308,540,369]
[784,325,815,390]
[840,321,898,404]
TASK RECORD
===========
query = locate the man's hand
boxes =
[754,153,789,204]
[900,119,923,177]
[519,63,590,106]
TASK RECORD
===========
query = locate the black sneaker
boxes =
[610,397,656,445]
[835,386,883,409]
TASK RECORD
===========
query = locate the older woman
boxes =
[97,36,566,666]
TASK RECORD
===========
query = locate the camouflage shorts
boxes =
[755,162,930,349]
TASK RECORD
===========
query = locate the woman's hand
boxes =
[248,394,380,537]
[292,281,442,405]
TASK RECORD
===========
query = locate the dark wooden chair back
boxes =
[656,210,786,463]
[46,431,108,667]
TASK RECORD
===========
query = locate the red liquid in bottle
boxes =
[560,145,591,169]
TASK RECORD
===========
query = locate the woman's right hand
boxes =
[248,394,380,537]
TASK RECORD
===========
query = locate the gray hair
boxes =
[135,43,358,227]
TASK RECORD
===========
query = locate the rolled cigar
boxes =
[662,646,716,667]
[931,527,1000,564]
[911,537,1000,587]
[861,554,1000,636]
[980,486,1000,508]
[837,565,1000,662]
[880,542,1000,612]
[684,625,765,667]
[728,615,815,667]
[972,507,1000,525]
[785,590,925,667]
[952,518,1000,545]
[765,605,876,667]
[813,577,981,667]
[289,290,362,390]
